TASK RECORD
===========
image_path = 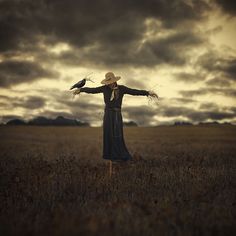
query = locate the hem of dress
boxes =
[103,156,132,162]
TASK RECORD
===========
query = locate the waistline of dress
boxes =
[104,107,121,112]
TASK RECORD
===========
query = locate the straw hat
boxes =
[101,72,121,85]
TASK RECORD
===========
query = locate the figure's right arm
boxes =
[80,86,104,94]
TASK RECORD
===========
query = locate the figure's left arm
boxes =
[122,85,149,96]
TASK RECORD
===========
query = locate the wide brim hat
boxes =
[101,72,121,85]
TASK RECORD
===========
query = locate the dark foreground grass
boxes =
[0,126,235,236]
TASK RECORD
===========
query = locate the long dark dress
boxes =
[80,85,149,162]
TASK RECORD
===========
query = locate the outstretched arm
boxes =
[80,86,104,94]
[122,85,149,96]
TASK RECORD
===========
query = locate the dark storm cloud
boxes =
[158,105,236,122]
[197,51,236,81]
[161,97,197,104]
[66,99,106,124]
[39,87,104,112]
[58,95,104,118]
[58,29,205,67]
[0,0,210,67]
[173,72,206,82]
[0,95,46,109]
[199,102,219,110]
[175,98,197,103]
[15,96,46,109]
[179,87,236,97]
[215,0,236,15]
[188,111,236,121]
[159,106,193,117]
[179,89,206,97]
[205,77,232,87]
[122,105,157,126]
[0,60,58,87]
[137,30,204,66]
[0,95,9,100]
[38,88,105,123]
[124,78,147,89]
[36,110,76,120]
[205,25,223,35]
[0,88,104,123]
[230,106,236,113]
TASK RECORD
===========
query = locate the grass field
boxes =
[0,126,235,235]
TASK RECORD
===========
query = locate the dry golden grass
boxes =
[0,125,235,235]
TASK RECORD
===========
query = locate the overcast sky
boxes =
[0,0,235,126]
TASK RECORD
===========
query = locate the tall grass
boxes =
[0,126,235,235]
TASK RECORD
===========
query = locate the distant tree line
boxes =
[3,116,139,127]
[5,116,89,126]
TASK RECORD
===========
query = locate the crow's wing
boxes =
[70,80,85,90]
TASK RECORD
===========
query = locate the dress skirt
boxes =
[102,107,132,162]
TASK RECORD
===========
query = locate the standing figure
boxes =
[74,72,158,163]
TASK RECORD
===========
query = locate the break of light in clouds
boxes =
[0,0,236,126]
